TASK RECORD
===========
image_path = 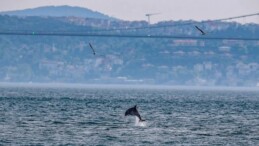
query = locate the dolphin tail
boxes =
[139,119,145,122]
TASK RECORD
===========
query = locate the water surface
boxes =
[0,86,259,145]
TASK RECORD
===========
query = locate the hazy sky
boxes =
[1,0,259,23]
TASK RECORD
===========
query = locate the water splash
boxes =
[135,116,147,127]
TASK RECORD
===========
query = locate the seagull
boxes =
[89,43,96,55]
[195,25,206,35]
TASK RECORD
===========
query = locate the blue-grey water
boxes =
[0,86,259,145]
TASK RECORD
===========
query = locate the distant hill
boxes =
[0,15,259,86]
[0,5,117,20]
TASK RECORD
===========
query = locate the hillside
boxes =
[0,5,116,20]
[0,15,259,86]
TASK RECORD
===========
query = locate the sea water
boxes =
[0,86,259,145]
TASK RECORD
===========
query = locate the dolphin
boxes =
[195,25,206,35]
[125,105,145,121]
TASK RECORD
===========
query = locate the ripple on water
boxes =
[0,87,259,145]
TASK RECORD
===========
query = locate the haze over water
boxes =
[0,85,259,145]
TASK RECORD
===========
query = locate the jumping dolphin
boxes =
[88,43,96,55]
[125,105,145,121]
[195,25,206,35]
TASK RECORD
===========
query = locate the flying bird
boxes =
[195,25,206,35]
[125,105,145,122]
[88,43,96,55]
